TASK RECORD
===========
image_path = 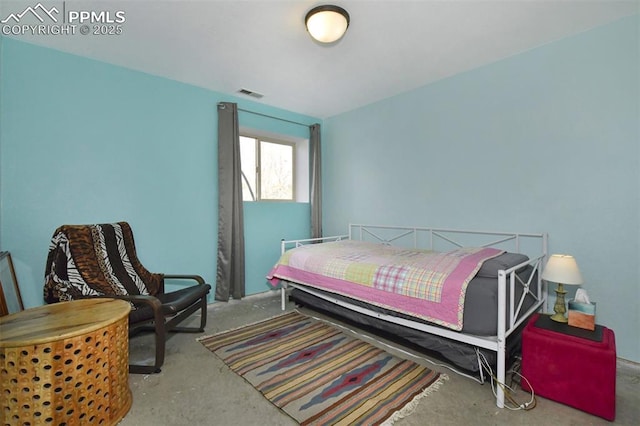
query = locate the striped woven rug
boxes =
[199,311,446,425]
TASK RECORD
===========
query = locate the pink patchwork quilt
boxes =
[267,240,504,331]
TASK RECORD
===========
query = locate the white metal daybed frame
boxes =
[277,224,548,409]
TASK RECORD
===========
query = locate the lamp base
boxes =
[550,312,569,323]
[551,283,568,323]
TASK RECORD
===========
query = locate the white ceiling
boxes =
[2,0,638,118]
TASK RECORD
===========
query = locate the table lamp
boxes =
[541,254,584,323]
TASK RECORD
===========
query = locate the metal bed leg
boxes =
[281,285,286,310]
[496,340,506,408]
[496,270,507,408]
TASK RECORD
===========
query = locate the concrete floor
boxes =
[121,293,639,425]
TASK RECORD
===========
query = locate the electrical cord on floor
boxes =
[476,349,537,411]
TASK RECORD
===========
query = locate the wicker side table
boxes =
[0,298,132,425]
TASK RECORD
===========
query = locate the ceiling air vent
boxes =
[238,88,264,99]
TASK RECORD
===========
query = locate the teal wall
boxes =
[0,38,316,306]
[244,202,310,295]
[2,16,638,364]
[323,16,639,362]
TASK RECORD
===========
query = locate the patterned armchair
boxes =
[44,222,211,374]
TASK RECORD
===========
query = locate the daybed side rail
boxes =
[501,254,546,337]
[495,254,546,408]
[278,235,348,310]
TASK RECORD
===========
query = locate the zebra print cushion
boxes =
[44,222,163,303]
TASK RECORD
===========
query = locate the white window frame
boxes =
[239,127,309,203]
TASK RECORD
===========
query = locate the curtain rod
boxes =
[237,107,312,128]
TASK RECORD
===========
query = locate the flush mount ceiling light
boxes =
[305,5,350,44]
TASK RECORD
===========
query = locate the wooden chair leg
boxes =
[129,321,165,374]
[198,297,207,332]
[128,297,207,374]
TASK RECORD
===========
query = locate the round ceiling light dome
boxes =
[305,5,350,44]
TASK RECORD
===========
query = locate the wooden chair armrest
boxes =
[111,294,164,326]
[112,294,161,307]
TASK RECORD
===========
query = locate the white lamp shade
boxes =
[541,254,584,285]
[305,6,350,43]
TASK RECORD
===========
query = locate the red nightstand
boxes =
[521,313,616,421]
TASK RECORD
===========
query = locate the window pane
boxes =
[240,136,257,201]
[260,141,293,200]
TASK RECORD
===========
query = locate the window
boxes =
[240,135,296,201]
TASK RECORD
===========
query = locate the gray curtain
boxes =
[310,123,322,239]
[215,102,245,301]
